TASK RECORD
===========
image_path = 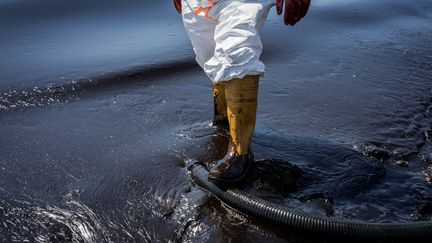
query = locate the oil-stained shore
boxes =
[1,0,432,242]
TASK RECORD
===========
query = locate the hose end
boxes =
[185,159,207,172]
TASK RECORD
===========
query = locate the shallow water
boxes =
[1,0,432,242]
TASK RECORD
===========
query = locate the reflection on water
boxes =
[1,0,432,242]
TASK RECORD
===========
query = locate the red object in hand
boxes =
[174,0,182,14]
[276,0,311,26]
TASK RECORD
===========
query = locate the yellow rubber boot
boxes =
[208,75,259,183]
[225,75,259,155]
[212,83,228,126]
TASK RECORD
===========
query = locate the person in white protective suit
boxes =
[173,0,311,184]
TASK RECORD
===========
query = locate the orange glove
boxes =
[174,0,182,14]
[276,0,311,26]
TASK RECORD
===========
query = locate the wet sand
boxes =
[1,0,432,242]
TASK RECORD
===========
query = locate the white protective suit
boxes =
[182,0,275,83]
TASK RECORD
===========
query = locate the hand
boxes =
[174,0,182,14]
[276,0,311,26]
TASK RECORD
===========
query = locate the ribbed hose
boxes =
[189,163,432,239]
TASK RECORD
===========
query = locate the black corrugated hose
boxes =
[188,162,432,239]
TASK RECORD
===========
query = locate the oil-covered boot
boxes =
[209,141,254,183]
[212,82,229,127]
[209,75,259,183]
